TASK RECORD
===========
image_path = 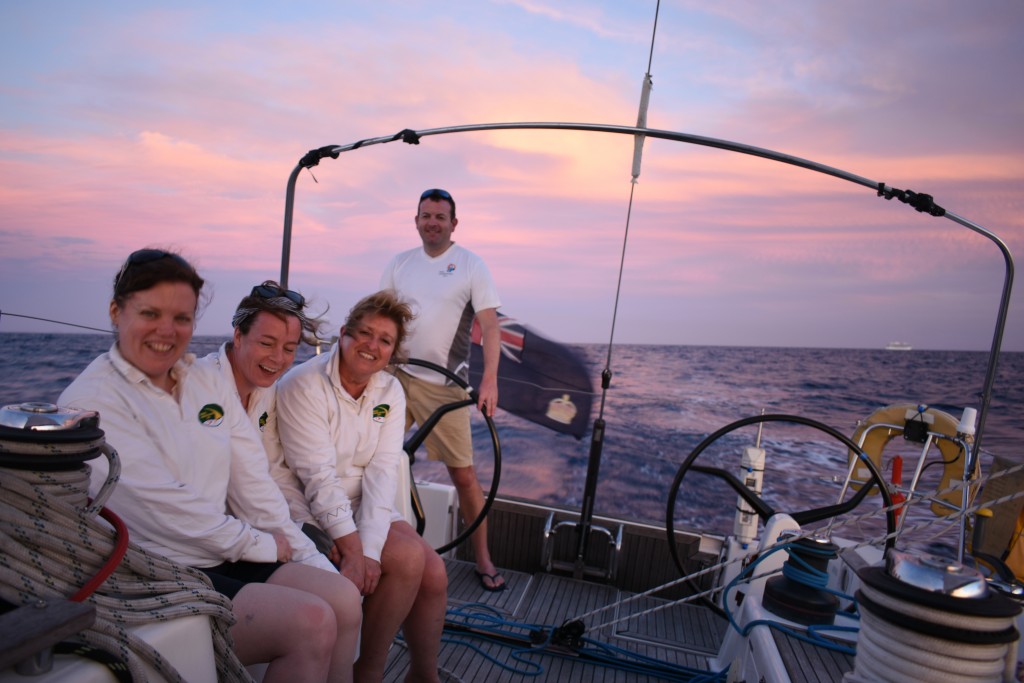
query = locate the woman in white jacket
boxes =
[196,281,323,531]
[276,290,448,683]
[60,249,361,683]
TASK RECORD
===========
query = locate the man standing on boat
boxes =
[380,188,506,592]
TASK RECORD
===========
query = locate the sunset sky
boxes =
[2,1,1022,351]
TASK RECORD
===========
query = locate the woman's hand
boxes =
[272,531,293,562]
[334,532,371,593]
[339,553,366,592]
[362,558,382,595]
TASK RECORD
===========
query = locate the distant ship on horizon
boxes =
[885,340,913,351]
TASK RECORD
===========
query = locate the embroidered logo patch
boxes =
[372,404,390,423]
[258,411,268,432]
[198,403,224,427]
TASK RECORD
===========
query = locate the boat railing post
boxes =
[574,416,606,579]
[280,145,342,288]
[280,162,302,288]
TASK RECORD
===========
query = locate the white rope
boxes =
[0,435,119,515]
[0,462,252,683]
[843,581,1019,682]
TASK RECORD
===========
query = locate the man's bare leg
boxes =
[448,464,504,590]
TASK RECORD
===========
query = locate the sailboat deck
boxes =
[772,630,855,683]
[384,558,728,682]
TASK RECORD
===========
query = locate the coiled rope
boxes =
[0,440,252,682]
[845,576,1020,682]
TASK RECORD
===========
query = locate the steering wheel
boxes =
[398,358,502,555]
[666,414,896,576]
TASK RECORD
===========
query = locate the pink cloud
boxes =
[1,2,1021,350]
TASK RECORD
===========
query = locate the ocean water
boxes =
[2,333,1021,548]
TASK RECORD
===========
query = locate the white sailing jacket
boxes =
[198,343,314,526]
[61,344,332,572]
[276,342,406,562]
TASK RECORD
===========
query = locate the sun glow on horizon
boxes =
[0,1,1021,352]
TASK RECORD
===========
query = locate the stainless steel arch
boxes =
[279,120,1013,467]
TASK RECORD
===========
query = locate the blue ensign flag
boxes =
[469,313,594,439]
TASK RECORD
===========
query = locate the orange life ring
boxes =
[848,404,975,517]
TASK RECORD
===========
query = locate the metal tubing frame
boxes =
[281,120,1014,523]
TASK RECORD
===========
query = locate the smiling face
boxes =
[338,313,399,397]
[110,281,197,392]
[415,197,458,257]
[230,311,301,404]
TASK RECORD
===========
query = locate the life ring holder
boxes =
[847,403,975,517]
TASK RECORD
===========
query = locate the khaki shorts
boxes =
[394,368,474,468]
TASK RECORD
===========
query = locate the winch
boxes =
[844,549,1022,683]
[0,401,105,471]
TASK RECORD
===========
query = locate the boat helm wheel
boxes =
[666,413,896,576]
[398,357,502,555]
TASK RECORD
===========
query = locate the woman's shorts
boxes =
[198,560,284,599]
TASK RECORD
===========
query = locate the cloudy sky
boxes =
[2,1,1022,351]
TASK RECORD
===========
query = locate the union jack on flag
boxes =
[468,311,594,439]
[471,314,524,363]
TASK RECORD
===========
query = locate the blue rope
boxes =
[424,542,863,677]
[438,633,545,676]
[721,541,861,656]
[781,544,859,604]
[432,602,729,681]
[395,604,546,676]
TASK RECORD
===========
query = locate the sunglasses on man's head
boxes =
[420,188,452,201]
[251,283,305,307]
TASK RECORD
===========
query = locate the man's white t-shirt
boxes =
[380,242,500,384]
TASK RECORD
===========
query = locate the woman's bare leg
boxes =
[270,563,363,683]
[230,581,335,683]
[354,521,434,682]
[396,525,448,683]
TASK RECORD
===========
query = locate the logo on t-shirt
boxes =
[198,403,224,427]
[258,411,269,432]
[372,404,390,423]
[438,262,456,277]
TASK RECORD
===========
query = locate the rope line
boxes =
[846,580,1019,682]
[431,601,728,681]
[720,542,860,656]
[0,462,252,682]
[578,462,1024,632]
[0,310,110,334]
